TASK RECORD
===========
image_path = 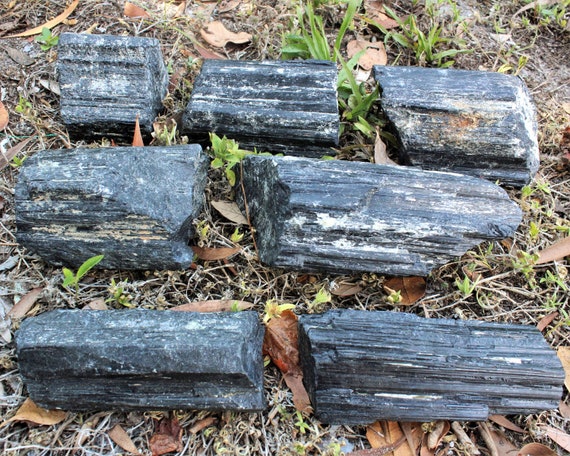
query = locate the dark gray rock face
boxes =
[15,145,209,270]
[16,310,266,411]
[298,310,564,424]
[238,155,522,276]
[182,59,339,156]
[374,66,539,187]
[58,33,168,141]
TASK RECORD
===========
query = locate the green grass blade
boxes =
[76,254,104,281]
[334,0,362,56]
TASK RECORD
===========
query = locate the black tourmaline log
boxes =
[58,33,168,141]
[238,155,522,276]
[15,145,208,270]
[298,310,564,424]
[16,310,265,411]
[374,66,539,187]
[182,59,339,156]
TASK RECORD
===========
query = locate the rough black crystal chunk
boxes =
[58,33,168,141]
[374,66,539,187]
[182,59,339,156]
[238,155,522,276]
[15,145,208,270]
[298,310,564,424]
[16,310,266,411]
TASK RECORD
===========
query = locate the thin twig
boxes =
[478,422,499,456]
[451,421,480,455]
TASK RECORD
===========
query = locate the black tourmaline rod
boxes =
[182,59,339,157]
[298,310,564,424]
[238,155,522,276]
[15,145,209,270]
[58,33,169,141]
[16,310,266,412]
[374,66,539,187]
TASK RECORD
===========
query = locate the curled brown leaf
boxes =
[192,246,240,261]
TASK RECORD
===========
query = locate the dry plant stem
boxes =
[239,160,259,260]
[451,421,480,455]
[478,422,499,456]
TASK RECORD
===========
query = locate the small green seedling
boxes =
[106,278,133,307]
[309,286,332,312]
[15,96,33,116]
[455,274,478,297]
[230,227,244,243]
[209,133,254,186]
[10,156,27,168]
[263,300,295,323]
[294,411,311,435]
[35,27,59,51]
[62,254,104,292]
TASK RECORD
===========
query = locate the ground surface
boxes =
[0,0,569,455]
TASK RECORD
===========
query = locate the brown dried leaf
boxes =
[400,422,422,455]
[366,421,389,449]
[419,435,435,456]
[171,300,253,312]
[542,426,570,452]
[194,42,227,59]
[354,423,407,456]
[132,115,144,147]
[517,443,556,456]
[559,400,570,419]
[537,311,559,331]
[109,424,140,454]
[330,280,363,297]
[8,287,43,319]
[189,416,217,434]
[39,79,61,95]
[374,132,397,165]
[0,101,8,130]
[124,2,150,18]
[347,40,387,71]
[192,246,240,261]
[536,237,570,264]
[219,0,241,13]
[364,421,414,456]
[200,21,251,48]
[427,421,450,450]
[0,136,33,170]
[5,47,35,66]
[486,428,518,456]
[364,0,400,29]
[489,415,525,434]
[3,0,79,38]
[149,416,182,456]
[83,298,108,310]
[558,346,570,391]
[211,200,248,225]
[383,276,426,305]
[263,310,312,412]
[0,398,67,427]
[388,422,414,456]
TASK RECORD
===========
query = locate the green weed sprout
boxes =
[35,27,59,51]
[106,278,134,308]
[282,0,362,61]
[377,5,472,68]
[309,286,332,312]
[62,254,104,292]
[209,133,254,186]
[455,274,478,297]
